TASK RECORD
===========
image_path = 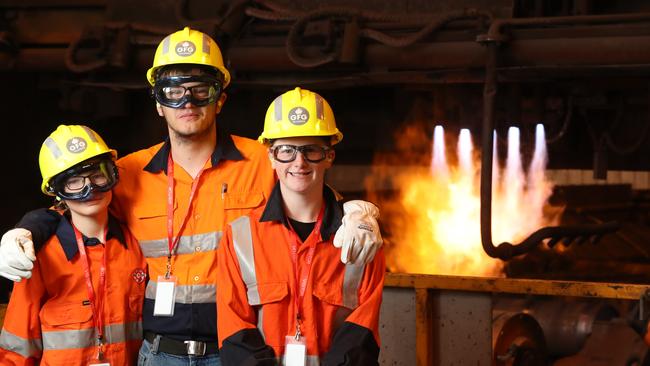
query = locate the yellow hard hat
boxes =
[39,125,117,195]
[258,88,343,145]
[147,27,231,88]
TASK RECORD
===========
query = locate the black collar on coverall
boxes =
[259,182,343,241]
[143,127,245,174]
[56,213,127,261]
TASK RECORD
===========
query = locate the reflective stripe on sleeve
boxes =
[145,282,216,304]
[257,307,265,341]
[42,321,142,350]
[342,263,366,309]
[0,328,43,358]
[230,216,261,305]
[139,231,221,258]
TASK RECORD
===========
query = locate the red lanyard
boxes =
[166,152,206,277]
[285,205,325,329]
[73,225,108,343]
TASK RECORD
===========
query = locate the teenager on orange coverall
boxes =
[217,88,385,366]
[0,125,147,365]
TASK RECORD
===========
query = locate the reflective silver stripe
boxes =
[256,306,265,341]
[0,328,42,358]
[202,33,210,54]
[332,306,352,333]
[42,321,142,350]
[315,95,324,120]
[274,96,283,121]
[279,355,320,365]
[43,137,62,159]
[231,216,261,305]
[104,321,143,344]
[162,35,170,55]
[342,264,366,309]
[44,328,94,350]
[81,125,98,142]
[139,231,221,258]
[145,282,216,304]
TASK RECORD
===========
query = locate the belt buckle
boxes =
[184,340,207,356]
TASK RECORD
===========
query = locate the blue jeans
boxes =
[138,338,222,366]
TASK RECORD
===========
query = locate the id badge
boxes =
[153,275,177,317]
[284,335,306,366]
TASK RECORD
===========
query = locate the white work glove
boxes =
[333,200,383,265]
[0,228,36,282]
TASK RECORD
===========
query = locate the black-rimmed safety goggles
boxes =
[152,75,222,109]
[270,144,332,163]
[49,157,119,201]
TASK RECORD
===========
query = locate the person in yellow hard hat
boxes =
[0,28,384,366]
[217,88,385,366]
[0,125,147,365]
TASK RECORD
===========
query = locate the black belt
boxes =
[144,331,219,356]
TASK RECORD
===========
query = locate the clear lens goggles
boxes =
[153,75,222,109]
[50,158,119,201]
[271,144,331,163]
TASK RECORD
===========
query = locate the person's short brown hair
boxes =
[155,64,223,83]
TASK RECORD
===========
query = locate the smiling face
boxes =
[269,136,334,196]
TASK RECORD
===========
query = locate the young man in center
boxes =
[217,88,385,366]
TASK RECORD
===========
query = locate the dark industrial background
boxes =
[2,1,650,363]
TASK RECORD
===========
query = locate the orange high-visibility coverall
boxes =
[111,133,275,343]
[0,215,147,365]
[16,131,275,345]
[217,184,385,366]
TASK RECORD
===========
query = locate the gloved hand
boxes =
[333,200,383,265]
[0,228,36,282]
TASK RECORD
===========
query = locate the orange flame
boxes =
[366,123,562,276]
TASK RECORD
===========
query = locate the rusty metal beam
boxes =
[229,35,650,71]
[385,273,650,300]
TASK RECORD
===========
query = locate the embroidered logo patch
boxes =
[132,268,146,284]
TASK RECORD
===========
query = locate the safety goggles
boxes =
[270,144,332,163]
[152,75,222,109]
[50,158,119,201]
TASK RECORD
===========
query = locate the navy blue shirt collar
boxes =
[143,127,245,174]
[56,214,127,261]
[260,182,343,241]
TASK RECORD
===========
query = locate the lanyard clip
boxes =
[165,255,172,279]
[96,337,105,359]
[294,320,302,341]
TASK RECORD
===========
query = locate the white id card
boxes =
[153,275,177,317]
[283,335,306,366]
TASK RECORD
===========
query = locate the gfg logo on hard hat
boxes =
[288,107,309,125]
[175,41,196,57]
[66,137,87,153]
